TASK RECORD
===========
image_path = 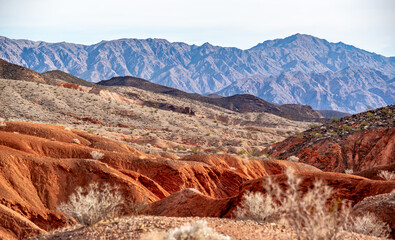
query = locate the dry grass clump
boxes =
[58,183,123,226]
[377,170,395,180]
[235,169,390,239]
[344,212,391,238]
[165,220,231,240]
[344,169,353,174]
[90,150,104,160]
[287,155,299,162]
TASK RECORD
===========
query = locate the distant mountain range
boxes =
[217,67,394,113]
[1,34,394,112]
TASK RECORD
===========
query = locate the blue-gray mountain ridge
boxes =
[0,33,394,113]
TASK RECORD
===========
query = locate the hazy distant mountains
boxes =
[217,67,395,113]
[0,34,394,112]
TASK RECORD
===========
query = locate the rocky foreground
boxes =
[0,121,394,239]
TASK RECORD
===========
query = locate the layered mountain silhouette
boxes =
[217,67,394,113]
[0,58,324,121]
[1,34,394,112]
[98,76,324,121]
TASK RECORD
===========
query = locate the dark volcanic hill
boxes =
[98,76,324,121]
[42,70,96,87]
[1,34,394,112]
[0,58,58,85]
[0,58,97,87]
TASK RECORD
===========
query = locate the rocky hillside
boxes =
[0,76,311,158]
[42,70,96,87]
[1,34,394,112]
[0,59,61,85]
[99,76,324,121]
[266,105,395,172]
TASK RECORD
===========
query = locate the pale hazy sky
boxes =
[1,0,394,56]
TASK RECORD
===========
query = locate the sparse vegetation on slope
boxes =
[235,169,391,239]
[58,183,123,226]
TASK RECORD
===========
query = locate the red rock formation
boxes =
[148,172,395,219]
[1,121,299,239]
[1,121,393,239]
[267,127,395,172]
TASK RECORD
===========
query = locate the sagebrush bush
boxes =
[344,212,390,238]
[287,155,299,162]
[58,183,123,226]
[90,150,104,160]
[344,169,353,174]
[166,220,230,240]
[235,168,391,239]
[377,170,395,180]
[234,191,276,222]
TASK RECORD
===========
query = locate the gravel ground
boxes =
[27,215,386,240]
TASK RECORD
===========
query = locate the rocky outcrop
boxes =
[57,83,140,104]
[266,105,395,172]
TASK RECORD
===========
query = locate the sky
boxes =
[0,0,394,56]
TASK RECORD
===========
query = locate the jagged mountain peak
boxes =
[250,33,330,50]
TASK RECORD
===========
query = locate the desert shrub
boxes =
[90,151,104,160]
[235,169,351,240]
[312,131,322,138]
[237,150,248,155]
[344,212,390,238]
[344,169,353,174]
[166,220,230,240]
[58,183,123,226]
[127,195,149,216]
[377,170,395,180]
[366,112,375,119]
[360,121,368,126]
[234,169,391,239]
[331,117,339,122]
[234,191,276,222]
[342,125,351,131]
[287,155,299,162]
[191,148,201,154]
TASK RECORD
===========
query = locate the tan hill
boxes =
[98,76,325,122]
[265,105,395,173]
[0,76,310,157]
